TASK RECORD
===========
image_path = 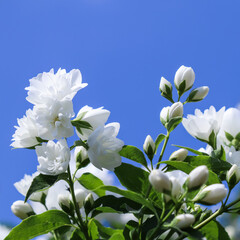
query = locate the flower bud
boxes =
[226,164,240,187]
[187,165,209,190]
[187,86,209,102]
[160,106,170,126]
[194,184,228,205]
[75,146,88,169]
[169,102,183,120]
[143,135,155,160]
[149,169,171,194]
[75,189,86,208]
[174,65,195,94]
[84,193,94,215]
[58,193,72,213]
[159,77,173,101]
[169,177,181,199]
[11,200,35,220]
[169,149,188,162]
[172,214,195,229]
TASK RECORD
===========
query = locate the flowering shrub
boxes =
[6,66,240,240]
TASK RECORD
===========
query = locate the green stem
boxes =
[67,166,91,240]
[194,207,223,230]
[156,131,170,169]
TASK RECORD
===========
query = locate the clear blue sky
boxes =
[1,0,240,225]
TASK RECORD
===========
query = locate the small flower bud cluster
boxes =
[160,65,208,105]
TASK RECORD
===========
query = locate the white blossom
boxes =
[87,123,124,171]
[226,147,240,167]
[195,184,228,205]
[169,102,183,119]
[174,65,195,92]
[149,169,171,193]
[14,172,48,202]
[160,106,170,125]
[25,68,87,105]
[174,214,195,229]
[169,149,188,162]
[218,108,240,144]
[0,225,11,240]
[187,166,209,189]
[58,193,71,210]
[75,189,86,208]
[34,99,74,140]
[11,200,34,219]
[36,139,70,175]
[182,106,225,142]
[143,135,155,159]
[227,164,240,186]
[11,109,40,148]
[75,105,110,141]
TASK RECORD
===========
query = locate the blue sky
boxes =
[1,0,240,225]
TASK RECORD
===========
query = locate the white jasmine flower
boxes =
[35,99,74,140]
[26,68,87,105]
[75,105,110,141]
[36,139,70,175]
[11,109,40,148]
[187,166,209,190]
[226,147,240,167]
[159,77,172,94]
[0,225,11,240]
[87,123,124,171]
[14,172,48,202]
[169,149,188,162]
[182,106,225,142]
[218,108,240,144]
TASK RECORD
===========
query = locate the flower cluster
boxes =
[7,66,240,240]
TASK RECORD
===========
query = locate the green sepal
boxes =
[166,116,182,132]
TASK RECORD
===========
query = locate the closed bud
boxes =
[169,177,181,199]
[75,189,86,208]
[159,77,173,101]
[84,193,94,215]
[174,66,195,95]
[75,146,88,169]
[187,86,209,102]
[193,184,228,205]
[187,165,209,190]
[149,170,171,194]
[227,164,240,187]
[169,102,183,120]
[170,149,188,162]
[143,135,155,160]
[11,200,35,220]
[58,193,73,214]
[160,107,170,126]
[172,214,195,229]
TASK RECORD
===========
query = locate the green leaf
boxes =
[225,131,234,142]
[70,229,85,240]
[78,172,105,197]
[93,219,123,238]
[186,155,232,174]
[200,221,230,240]
[5,210,72,240]
[95,185,157,217]
[119,145,148,168]
[114,163,149,195]
[91,206,120,217]
[88,219,99,240]
[25,173,68,202]
[155,134,166,154]
[109,232,125,240]
[92,195,141,215]
[173,144,208,156]
[70,140,88,151]
[166,117,182,132]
